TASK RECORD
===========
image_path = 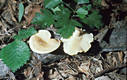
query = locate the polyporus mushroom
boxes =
[61,28,93,55]
[29,30,60,54]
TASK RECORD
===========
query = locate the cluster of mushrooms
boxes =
[29,27,93,55]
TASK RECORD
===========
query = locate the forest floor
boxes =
[0,0,127,80]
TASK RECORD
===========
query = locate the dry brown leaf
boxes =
[119,3,127,12]
[78,61,91,77]
[66,76,76,80]
[8,4,17,22]
[101,0,109,8]
[118,52,124,63]
[36,72,44,80]
[24,67,33,77]
[24,5,41,25]
[112,56,117,66]
[0,0,6,9]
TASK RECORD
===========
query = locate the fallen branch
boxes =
[94,63,127,78]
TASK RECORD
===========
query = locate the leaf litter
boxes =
[0,0,127,80]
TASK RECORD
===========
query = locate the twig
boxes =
[94,27,108,42]
[55,68,66,80]
[94,63,127,78]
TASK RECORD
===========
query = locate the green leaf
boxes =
[93,0,102,7]
[76,7,88,19]
[51,7,61,12]
[18,3,24,22]
[55,18,81,38]
[75,0,89,4]
[58,19,81,38]
[54,5,71,27]
[32,9,54,28]
[84,4,92,10]
[76,4,92,19]
[14,27,37,40]
[53,6,81,38]
[57,24,75,38]
[32,5,82,38]
[81,10,103,29]
[44,0,62,9]
[0,40,30,72]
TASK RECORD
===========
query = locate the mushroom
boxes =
[61,28,93,55]
[29,30,61,54]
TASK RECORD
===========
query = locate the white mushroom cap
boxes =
[61,28,93,55]
[80,33,93,52]
[29,30,61,54]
